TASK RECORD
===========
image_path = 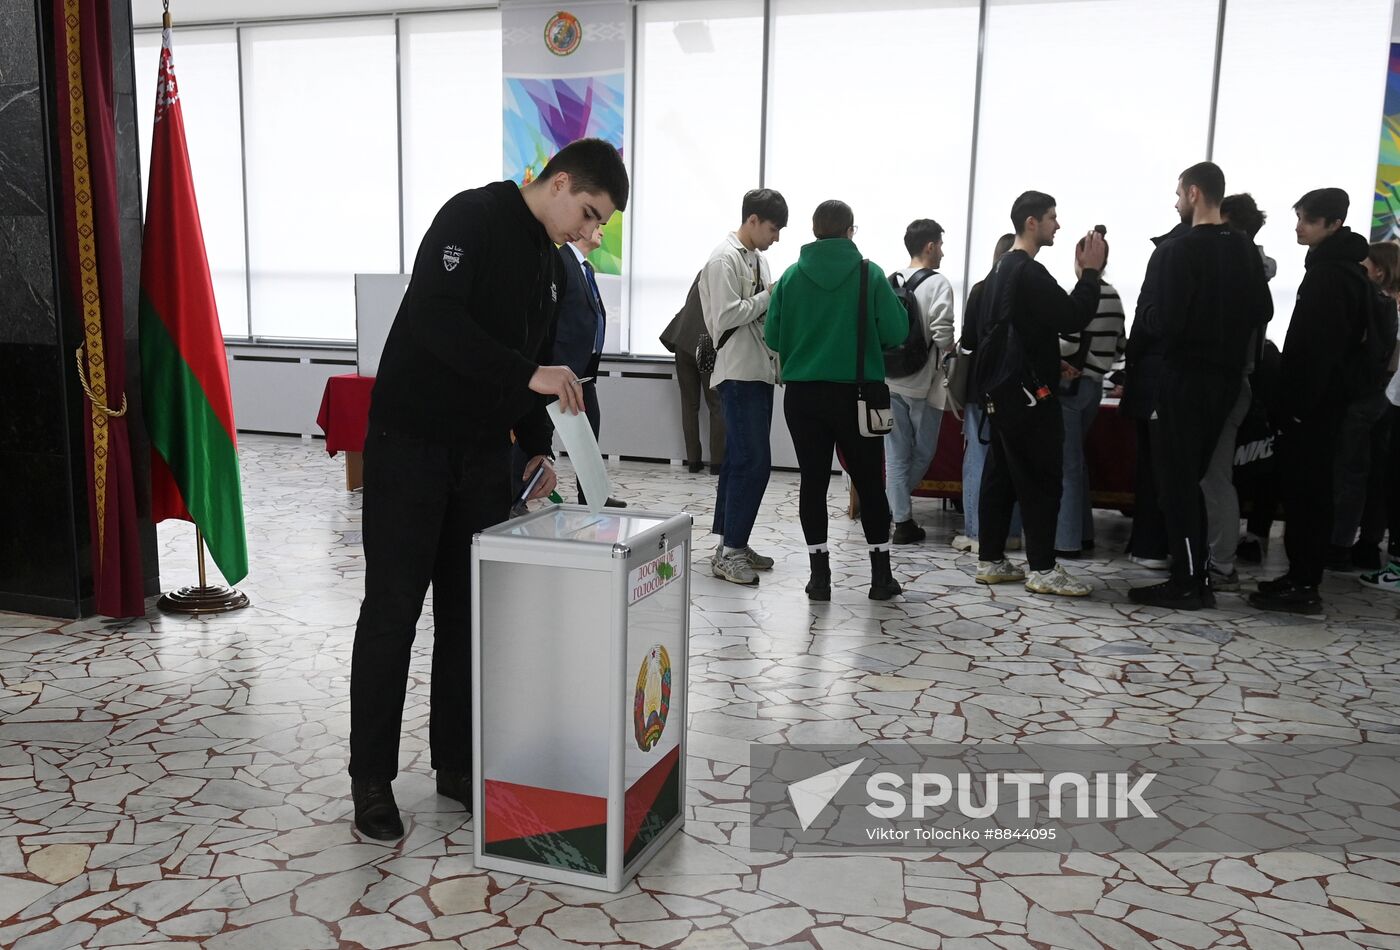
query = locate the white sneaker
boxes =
[712,550,759,585]
[1359,560,1400,593]
[1025,565,1091,597]
[975,559,1026,584]
[1130,554,1170,571]
[951,535,977,553]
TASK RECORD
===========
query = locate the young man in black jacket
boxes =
[1121,220,1191,571]
[1129,162,1272,610]
[972,191,1105,597]
[1251,188,1372,615]
[349,139,629,840]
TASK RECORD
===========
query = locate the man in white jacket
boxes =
[699,189,787,585]
[886,219,956,544]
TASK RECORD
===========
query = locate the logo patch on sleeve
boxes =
[442,244,463,272]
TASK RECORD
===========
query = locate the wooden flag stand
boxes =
[157,528,249,615]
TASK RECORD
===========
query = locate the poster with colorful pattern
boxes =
[503,3,627,276]
[1372,43,1400,240]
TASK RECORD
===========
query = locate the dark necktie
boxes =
[582,259,605,353]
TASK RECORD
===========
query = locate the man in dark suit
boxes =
[660,273,725,473]
[555,226,626,507]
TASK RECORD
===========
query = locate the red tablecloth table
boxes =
[316,373,375,489]
[904,400,1137,511]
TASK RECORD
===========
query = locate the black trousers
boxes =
[783,381,890,546]
[674,347,725,467]
[1381,405,1400,557]
[349,428,511,782]
[1128,419,1169,560]
[1150,368,1239,588]
[1354,397,1394,549]
[980,395,1063,572]
[1280,405,1346,587]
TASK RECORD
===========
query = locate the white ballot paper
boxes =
[546,400,612,513]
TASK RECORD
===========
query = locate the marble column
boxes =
[0,0,159,618]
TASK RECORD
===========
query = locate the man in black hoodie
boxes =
[348,139,630,840]
[1251,188,1372,615]
[1130,162,1272,610]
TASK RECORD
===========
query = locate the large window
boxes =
[134,27,248,337]
[765,0,981,309]
[1212,0,1394,342]
[132,0,1396,351]
[400,10,504,266]
[630,0,765,355]
[241,19,400,339]
[969,0,1218,325]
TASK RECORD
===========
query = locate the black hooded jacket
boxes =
[1146,222,1273,373]
[1280,226,1372,422]
[1120,222,1190,420]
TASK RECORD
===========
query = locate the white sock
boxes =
[869,542,891,553]
[723,546,744,557]
[808,544,829,554]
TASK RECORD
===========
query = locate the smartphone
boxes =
[515,464,546,507]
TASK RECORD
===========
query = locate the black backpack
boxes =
[971,252,1035,408]
[883,268,936,378]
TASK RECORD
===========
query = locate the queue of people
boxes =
[688,170,1400,614]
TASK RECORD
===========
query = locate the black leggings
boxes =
[783,381,891,547]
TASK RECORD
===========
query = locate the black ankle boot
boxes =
[806,551,831,601]
[869,549,902,600]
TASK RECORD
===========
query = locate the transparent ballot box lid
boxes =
[484,505,674,546]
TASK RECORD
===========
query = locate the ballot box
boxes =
[471,505,691,891]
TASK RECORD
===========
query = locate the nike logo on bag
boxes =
[1022,387,1037,407]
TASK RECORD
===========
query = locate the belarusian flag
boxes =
[139,25,248,585]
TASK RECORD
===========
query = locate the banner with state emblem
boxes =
[502,1,628,340]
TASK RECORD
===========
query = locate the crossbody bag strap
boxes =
[855,259,870,385]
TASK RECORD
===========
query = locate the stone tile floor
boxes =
[2,434,1400,949]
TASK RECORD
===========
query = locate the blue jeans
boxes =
[962,403,1021,540]
[885,393,944,522]
[1055,379,1103,551]
[712,380,773,549]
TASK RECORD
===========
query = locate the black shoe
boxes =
[1257,574,1301,595]
[352,780,404,840]
[1249,586,1323,615]
[1326,545,1355,572]
[1352,543,1382,571]
[868,550,902,600]
[891,520,925,545]
[1081,540,1096,552]
[436,770,472,810]
[806,551,831,602]
[1236,537,1263,564]
[687,461,704,473]
[1054,548,1083,560]
[1128,580,1205,610]
[709,464,722,475]
[605,497,628,508]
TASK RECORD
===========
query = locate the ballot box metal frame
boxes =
[470,505,691,892]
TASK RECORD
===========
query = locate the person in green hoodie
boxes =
[765,200,909,601]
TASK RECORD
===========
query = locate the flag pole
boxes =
[150,1,248,617]
[158,526,250,615]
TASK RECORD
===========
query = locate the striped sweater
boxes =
[1059,278,1126,381]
